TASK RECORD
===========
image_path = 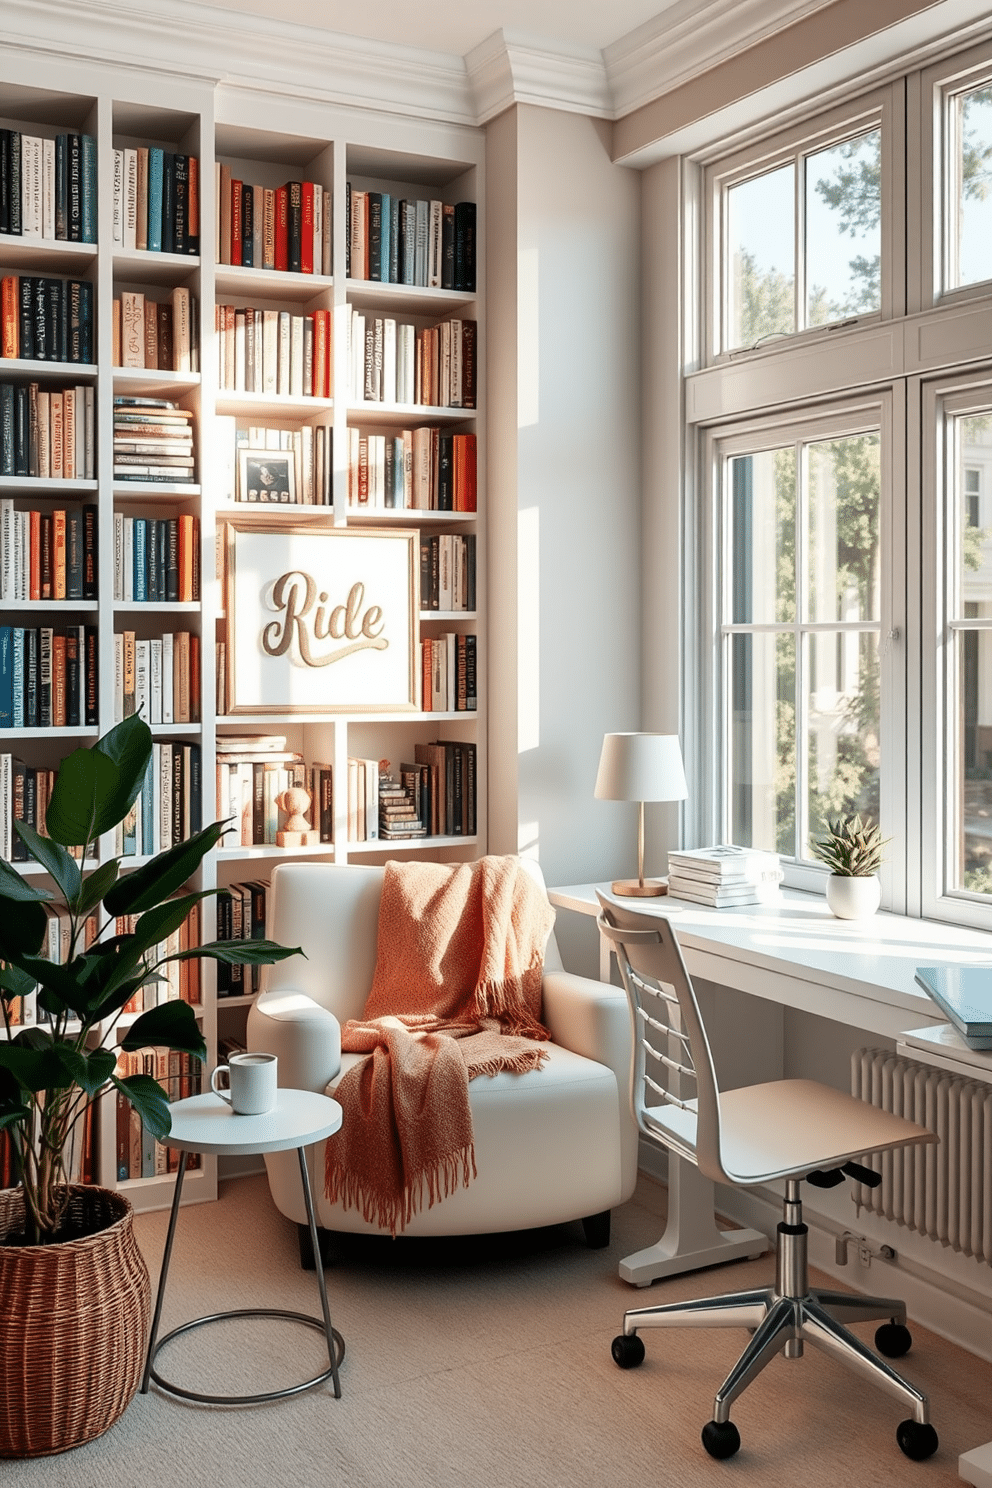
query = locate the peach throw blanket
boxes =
[324,856,555,1235]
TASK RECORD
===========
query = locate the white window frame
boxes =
[918,38,992,311]
[921,369,992,927]
[701,84,904,366]
[694,393,904,903]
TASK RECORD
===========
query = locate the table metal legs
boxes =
[141,1146,345,1404]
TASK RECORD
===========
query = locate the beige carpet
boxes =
[6,1172,992,1486]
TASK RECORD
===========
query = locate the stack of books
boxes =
[914,965,992,1050]
[113,397,195,484]
[667,845,783,906]
[378,772,427,841]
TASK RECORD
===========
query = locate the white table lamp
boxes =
[595,733,688,897]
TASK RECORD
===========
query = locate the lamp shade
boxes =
[594,733,688,804]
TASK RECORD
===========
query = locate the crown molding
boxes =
[6,0,478,126]
[604,0,837,116]
[467,30,611,125]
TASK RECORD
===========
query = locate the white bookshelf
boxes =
[0,64,485,1211]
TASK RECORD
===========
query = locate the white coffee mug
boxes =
[211,1052,278,1115]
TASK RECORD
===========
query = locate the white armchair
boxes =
[246,861,637,1261]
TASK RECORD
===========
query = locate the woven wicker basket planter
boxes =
[0,1185,151,1458]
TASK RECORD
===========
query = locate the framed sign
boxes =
[225,522,419,714]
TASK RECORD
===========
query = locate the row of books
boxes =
[420,533,477,612]
[1,382,96,480]
[1,275,94,364]
[112,148,199,256]
[346,187,476,292]
[216,304,332,398]
[216,419,333,506]
[216,166,331,275]
[113,289,198,373]
[217,747,330,847]
[0,501,98,601]
[117,899,202,1010]
[347,427,476,512]
[420,633,477,712]
[113,397,195,484]
[0,756,90,864]
[0,1109,94,1183]
[411,740,477,837]
[216,879,269,996]
[116,741,203,856]
[7,905,99,1025]
[112,513,199,603]
[0,626,98,730]
[667,845,784,906]
[115,1050,201,1181]
[0,130,97,243]
[114,630,200,726]
[349,310,476,409]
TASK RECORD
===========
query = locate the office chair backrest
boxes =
[596,894,728,1186]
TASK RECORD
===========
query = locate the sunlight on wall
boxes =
[518,505,540,754]
[517,822,540,858]
[518,247,539,429]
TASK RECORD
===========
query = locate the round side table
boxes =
[140,1088,344,1406]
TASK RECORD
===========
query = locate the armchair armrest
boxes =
[246,988,342,1094]
[542,970,638,1197]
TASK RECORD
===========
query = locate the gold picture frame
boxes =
[225,521,419,714]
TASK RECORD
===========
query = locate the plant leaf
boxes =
[75,857,122,917]
[0,897,48,960]
[0,1038,66,1093]
[56,1047,117,1097]
[12,820,81,904]
[170,938,303,966]
[0,860,53,904]
[94,714,154,827]
[96,891,213,1003]
[112,1072,172,1141]
[104,821,227,917]
[44,746,119,846]
[123,1000,207,1061]
[0,961,39,1000]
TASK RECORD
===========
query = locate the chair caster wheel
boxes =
[875,1322,912,1357]
[897,1420,938,1461]
[702,1420,741,1460]
[611,1333,645,1369]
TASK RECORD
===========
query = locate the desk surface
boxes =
[550,882,992,1042]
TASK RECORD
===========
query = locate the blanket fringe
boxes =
[325,1142,477,1239]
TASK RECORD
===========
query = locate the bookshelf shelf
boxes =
[0,477,98,493]
[0,67,485,1214]
[0,238,98,273]
[214,266,334,301]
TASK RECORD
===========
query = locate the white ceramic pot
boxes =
[825,873,881,920]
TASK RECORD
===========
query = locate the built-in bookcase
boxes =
[0,67,485,1210]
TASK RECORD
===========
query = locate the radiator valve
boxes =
[836,1231,896,1267]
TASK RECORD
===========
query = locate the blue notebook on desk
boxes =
[914,965,992,1049]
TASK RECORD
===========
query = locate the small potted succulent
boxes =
[810,814,889,919]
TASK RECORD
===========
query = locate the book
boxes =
[913,966,992,1049]
[666,845,783,884]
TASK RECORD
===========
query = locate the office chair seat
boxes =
[598,895,940,1464]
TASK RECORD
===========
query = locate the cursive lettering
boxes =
[261,572,389,667]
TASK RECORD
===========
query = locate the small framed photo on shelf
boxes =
[238,450,296,504]
[225,521,420,714]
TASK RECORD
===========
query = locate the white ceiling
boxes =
[180,0,716,60]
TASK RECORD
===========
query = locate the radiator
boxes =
[851,1047,992,1263]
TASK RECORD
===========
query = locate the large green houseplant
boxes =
[0,711,299,1246]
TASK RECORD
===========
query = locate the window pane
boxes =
[806,630,880,857]
[956,86,992,289]
[730,631,796,855]
[805,131,881,325]
[956,629,992,893]
[727,164,795,349]
[807,433,880,622]
[730,448,796,623]
[957,415,992,608]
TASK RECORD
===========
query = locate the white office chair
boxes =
[597,895,939,1464]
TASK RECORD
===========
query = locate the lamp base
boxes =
[611,878,669,898]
